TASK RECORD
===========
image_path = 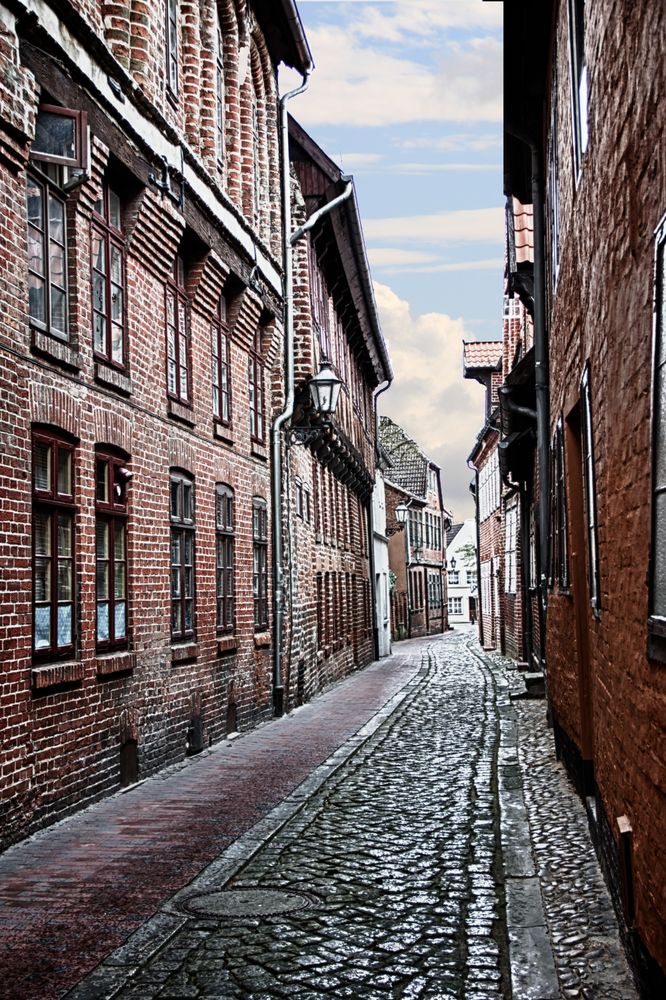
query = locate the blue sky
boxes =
[282,1,504,520]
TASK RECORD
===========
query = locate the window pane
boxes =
[50,286,67,336]
[94,313,106,354]
[96,459,108,503]
[28,226,45,277]
[97,560,109,600]
[96,521,109,558]
[97,601,110,641]
[653,493,666,615]
[111,323,123,364]
[50,242,65,289]
[35,605,51,648]
[171,533,181,567]
[184,599,193,632]
[58,560,72,601]
[183,483,193,521]
[35,443,51,492]
[93,270,106,313]
[109,190,122,230]
[114,522,126,559]
[34,557,51,601]
[58,516,72,557]
[57,448,72,495]
[48,196,65,244]
[115,561,126,599]
[184,567,194,598]
[171,567,181,598]
[114,600,126,639]
[171,600,180,633]
[170,479,181,519]
[27,178,44,228]
[57,604,72,647]
[110,245,123,288]
[29,274,46,324]
[33,112,76,161]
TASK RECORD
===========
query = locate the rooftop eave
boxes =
[253,0,313,74]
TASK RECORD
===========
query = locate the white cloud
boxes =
[375,281,486,520]
[337,152,385,168]
[368,247,441,268]
[289,22,501,126]
[375,256,504,275]
[397,133,502,153]
[364,206,504,244]
[336,156,500,175]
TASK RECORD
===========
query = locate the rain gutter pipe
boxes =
[272,71,354,715]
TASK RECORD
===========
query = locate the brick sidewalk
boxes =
[0,639,428,1000]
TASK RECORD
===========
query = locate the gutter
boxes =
[271,85,353,716]
[277,0,314,73]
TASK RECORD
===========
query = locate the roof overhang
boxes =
[253,0,313,74]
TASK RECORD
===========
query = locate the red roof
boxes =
[463,340,503,371]
[512,197,534,265]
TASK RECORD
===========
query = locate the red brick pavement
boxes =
[0,639,430,1000]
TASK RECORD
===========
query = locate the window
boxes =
[478,449,500,521]
[215,484,234,633]
[96,452,130,649]
[253,498,269,629]
[505,499,518,594]
[429,574,442,609]
[32,430,76,659]
[166,255,191,404]
[216,25,225,167]
[467,570,478,590]
[92,182,126,367]
[295,479,303,519]
[550,417,569,589]
[568,0,588,178]
[303,485,311,524]
[580,364,600,610]
[249,329,265,442]
[448,596,463,616]
[32,105,88,169]
[212,294,230,423]
[170,471,195,640]
[448,570,460,586]
[649,216,666,658]
[27,172,68,340]
[408,509,422,556]
[166,0,179,96]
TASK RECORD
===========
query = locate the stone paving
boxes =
[67,633,510,999]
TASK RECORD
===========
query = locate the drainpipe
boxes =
[271,80,354,715]
[370,380,392,658]
[271,67,311,718]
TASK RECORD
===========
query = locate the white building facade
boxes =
[446,519,478,625]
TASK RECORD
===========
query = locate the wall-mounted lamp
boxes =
[289,361,342,446]
[449,555,457,571]
[387,500,409,536]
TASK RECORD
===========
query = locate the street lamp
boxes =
[387,500,409,536]
[449,555,456,571]
[289,360,343,445]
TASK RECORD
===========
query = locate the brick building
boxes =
[379,417,448,641]
[0,0,313,849]
[504,0,666,991]
[277,118,392,709]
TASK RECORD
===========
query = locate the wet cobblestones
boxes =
[71,634,510,999]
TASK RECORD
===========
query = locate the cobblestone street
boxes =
[0,632,638,999]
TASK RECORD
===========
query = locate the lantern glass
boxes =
[309,362,342,416]
[395,502,408,525]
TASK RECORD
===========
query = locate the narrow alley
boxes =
[0,633,636,1000]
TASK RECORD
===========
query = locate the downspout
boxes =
[468,460,483,646]
[272,87,353,714]
[271,67,312,718]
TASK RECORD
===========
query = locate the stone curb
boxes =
[64,656,430,1000]
[467,642,560,1000]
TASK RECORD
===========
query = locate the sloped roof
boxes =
[379,416,436,499]
[513,198,534,265]
[446,523,463,547]
[463,340,503,372]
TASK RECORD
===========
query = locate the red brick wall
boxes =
[0,2,288,848]
[545,0,666,973]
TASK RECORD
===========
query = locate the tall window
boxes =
[505,499,518,594]
[251,83,260,224]
[448,596,463,616]
[96,452,129,649]
[649,217,666,659]
[33,430,75,659]
[212,294,230,424]
[249,329,265,442]
[216,25,225,167]
[170,471,195,640]
[166,0,179,96]
[166,255,191,404]
[252,497,268,629]
[92,183,126,367]
[550,417,569,589]
[216,484,234,633]
[568,0,588,177]
[580,364,600,610]
[27,173,68,341]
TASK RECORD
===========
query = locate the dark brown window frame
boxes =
[550,415,569,591]
[249,329,265,443]
[31,104,88,170]
[95,451,130,651]
[580,362,600,613]
[166,255,192,405]
[252,496,268,630]
[170,470,196,641]
[27,169,69,342]
[648,212,666,662]
[91,182,127,370]
[216,483,234,634]
[32,429,76,662]
[212,294,231,424]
